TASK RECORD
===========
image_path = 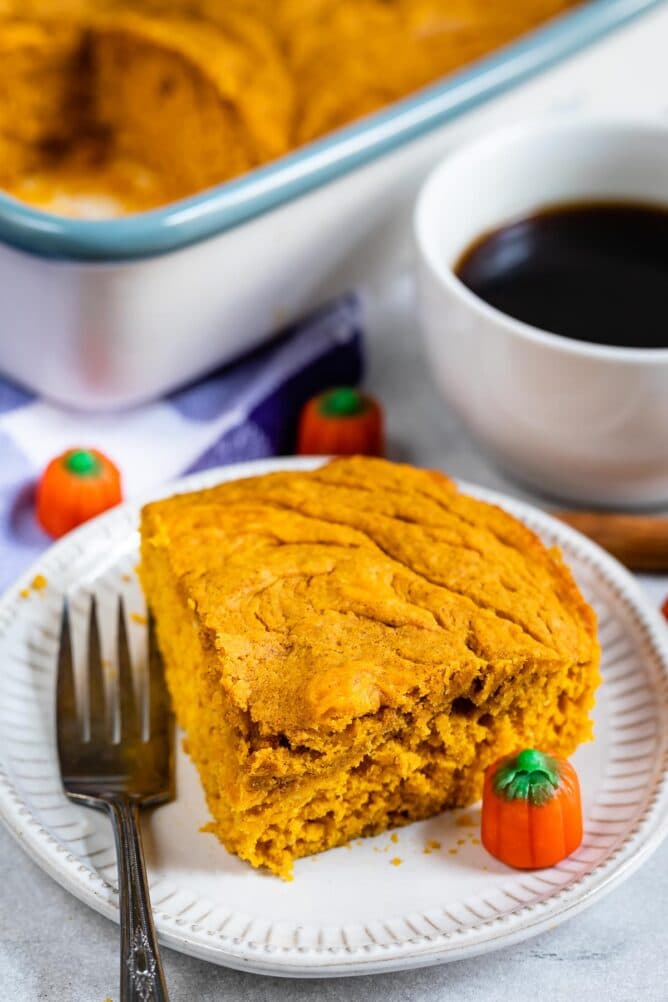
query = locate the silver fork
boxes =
[57,597,174,1002]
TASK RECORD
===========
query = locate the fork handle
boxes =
[106,795,170,1002]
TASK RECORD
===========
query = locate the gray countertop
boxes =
[2,278,667,1001]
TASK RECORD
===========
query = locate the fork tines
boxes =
[57,593,151,745]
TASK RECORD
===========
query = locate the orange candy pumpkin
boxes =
[36,448,123,539]
[297,387,383,457]
[481,748,583,869]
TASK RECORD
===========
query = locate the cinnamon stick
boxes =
[555,512,668,573]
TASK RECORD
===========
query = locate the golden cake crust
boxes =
[142,457,598,738]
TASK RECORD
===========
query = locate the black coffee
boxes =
[455,202,668,349]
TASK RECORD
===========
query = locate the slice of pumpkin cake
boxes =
[140,456,599,878]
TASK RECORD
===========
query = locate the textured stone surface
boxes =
[1,277,667,1000]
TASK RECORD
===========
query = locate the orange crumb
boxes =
[448,848,458,855]
[471,837,480,845]
[483,865,489,871]
[122,573,132,582]
[423,847,432,855]
[390,833,399,844]
[456,813,477,827]
[390,857,402,867]
[31,574,47,591]
[427,839,441,850]
[19,588,30,599]
[130,612,147,625]
[457,838,466,846]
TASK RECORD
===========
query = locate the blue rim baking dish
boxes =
[0,0,660,263]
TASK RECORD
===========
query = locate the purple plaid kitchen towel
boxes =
[0,294,364,591]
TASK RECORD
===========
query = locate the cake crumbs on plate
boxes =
[457,838,466,846]
[390,833,399,844]
[19,588,30,599]
[130,612,147,625]
[390,857,402,867]
[448,848,458,855]
[456,813,478,827]
[471,837,481,845]
[31,574,47,591]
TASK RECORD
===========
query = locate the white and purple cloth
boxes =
[0,294,364,591]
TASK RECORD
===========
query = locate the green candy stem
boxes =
[492,748,561,807]
[64,449,101,478]
[319,387,367,418]
[516,748,547,772]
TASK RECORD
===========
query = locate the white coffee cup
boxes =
[415,116,668,507]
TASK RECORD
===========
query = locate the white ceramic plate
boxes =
[1,458,668,978]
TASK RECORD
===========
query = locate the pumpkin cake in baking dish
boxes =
[0,3,292,214]
[0,0,581,214]
[139,456,600,878]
